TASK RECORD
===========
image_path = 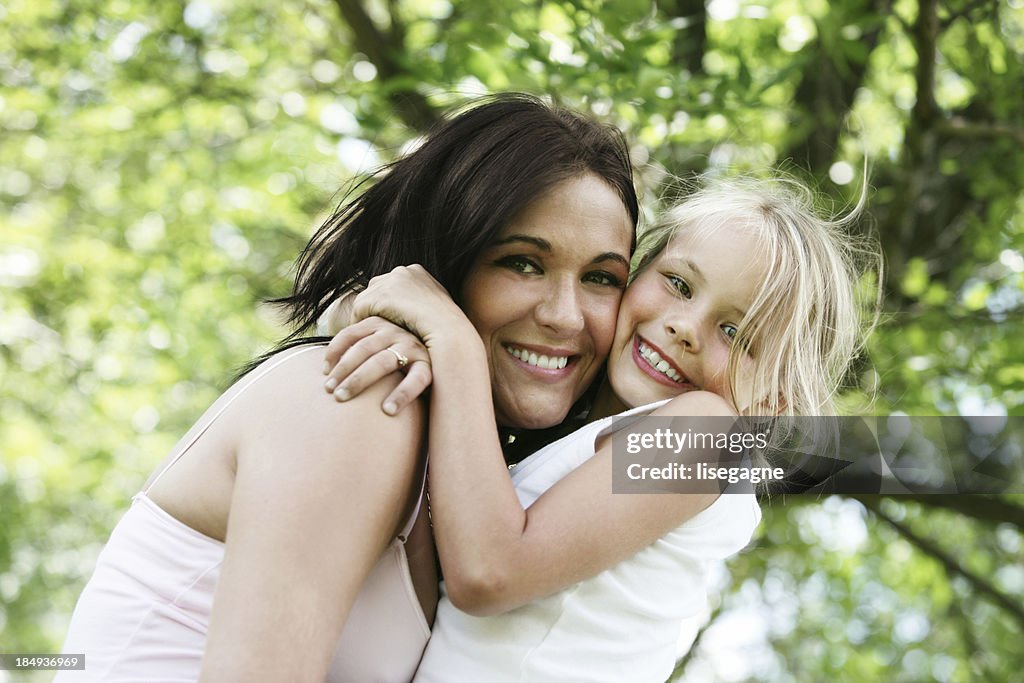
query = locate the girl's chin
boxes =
[617,375,679,408]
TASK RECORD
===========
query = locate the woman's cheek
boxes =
[593,295,624,358]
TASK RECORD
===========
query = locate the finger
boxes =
[323,316,398,375]
[381,361,433,415]
[322,318,381,372]
[332,349,408,402]
[324,333,394,394]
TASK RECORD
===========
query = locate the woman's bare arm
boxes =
[200,349,425,682]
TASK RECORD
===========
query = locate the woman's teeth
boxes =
[505,346,569,370]
[638,341,683,382]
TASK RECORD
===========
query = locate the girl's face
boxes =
[605,224,768,412]
[460,173,634,430]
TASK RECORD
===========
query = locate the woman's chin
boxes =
[494,394,573,431]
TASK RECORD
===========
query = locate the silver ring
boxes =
[385,346,409,369]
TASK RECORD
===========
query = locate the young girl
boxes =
[329,175,879,681]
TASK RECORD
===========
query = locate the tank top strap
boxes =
[396,464,427,544]
[143,344,325,494]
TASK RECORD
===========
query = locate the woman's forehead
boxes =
[490,175,633,255]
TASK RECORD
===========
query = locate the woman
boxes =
[57,93,639,682]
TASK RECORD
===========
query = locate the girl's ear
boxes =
[773,394,788,416]
[751,393,787,417]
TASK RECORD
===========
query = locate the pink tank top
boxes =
[57,345,431,682]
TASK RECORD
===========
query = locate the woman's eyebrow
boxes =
[492,236,628,269]
[493,234,550,250]
[592,252,629,269]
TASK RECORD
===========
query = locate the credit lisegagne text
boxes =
[626,462,785,485]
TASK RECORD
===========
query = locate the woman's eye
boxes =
[496,256,542,274]
[666,274,691,298]
[722,324,738,340]
[584,271,623,288]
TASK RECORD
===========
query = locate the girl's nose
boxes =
[665,315,701,353]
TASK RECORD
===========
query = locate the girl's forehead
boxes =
[661,221,756,257]
[658,223,769,297]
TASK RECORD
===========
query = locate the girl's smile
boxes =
[631,336,694,388]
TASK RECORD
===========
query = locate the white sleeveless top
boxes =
[56,345,431,682]
[414,400,761,683]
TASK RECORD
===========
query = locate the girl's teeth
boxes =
[639,341,683,383]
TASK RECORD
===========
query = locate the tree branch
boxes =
[783,0,888,174]
[657,0,707,76]
[859,497,1024,632]
[330,0,439,132]
[765,493,1024,529]
[947,593,1003,682]
[882,494,1024,528]
[879,0,944,284]
[939,116,1024,145]
[908,0,940,146]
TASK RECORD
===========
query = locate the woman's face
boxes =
[460,173,634,430]
[605,224,767,412]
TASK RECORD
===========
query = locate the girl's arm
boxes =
[350,266,727,617]
[426,336,725,616]
[316,280,434,414]
[322,316,433,414]
[200,349,425,681]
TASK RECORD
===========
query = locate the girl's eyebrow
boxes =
[493,235,629,269]
[684,259,704,281]
[662,256,705,283]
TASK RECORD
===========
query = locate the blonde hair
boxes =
[632,175,881,420]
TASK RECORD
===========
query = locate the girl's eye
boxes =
[666,274,691,298]
[496,256,542,274]
[728,327,756,356]
[583,271,624,288]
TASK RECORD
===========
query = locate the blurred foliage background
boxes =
[2,0,1023,680]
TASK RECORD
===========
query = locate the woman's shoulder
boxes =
[230,344,424,447]
[240,343,327,381]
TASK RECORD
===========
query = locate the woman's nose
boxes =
[534,279,585,336]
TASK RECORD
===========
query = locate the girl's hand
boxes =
[352,265,478,350]
[322,316,432,416]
